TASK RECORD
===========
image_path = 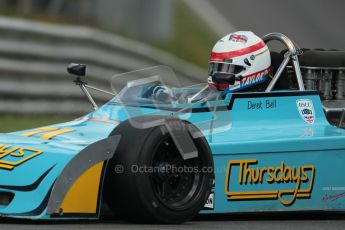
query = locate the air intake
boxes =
[0,192,14,206]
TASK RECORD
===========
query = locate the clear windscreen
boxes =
[109,65,232,135]
[111,65,220,105]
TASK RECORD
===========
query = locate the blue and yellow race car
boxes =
[0,33,345,224]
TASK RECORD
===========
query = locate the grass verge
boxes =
[0,115,74,133]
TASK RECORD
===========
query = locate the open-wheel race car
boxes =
[0,32,345,224]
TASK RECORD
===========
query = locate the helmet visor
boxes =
[208,62,245,77]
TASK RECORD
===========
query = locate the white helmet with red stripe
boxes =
[208,31,271,92]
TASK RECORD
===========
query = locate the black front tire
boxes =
[104,117,214,224]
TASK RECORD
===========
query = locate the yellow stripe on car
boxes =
[57,162,104,214]
[21,127,74,140]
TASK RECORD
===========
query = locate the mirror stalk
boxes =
[68,63,114,110]
[80,84,98,110]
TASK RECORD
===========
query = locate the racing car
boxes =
[0,32,345,224]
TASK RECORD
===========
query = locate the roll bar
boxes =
[262,33,305,91]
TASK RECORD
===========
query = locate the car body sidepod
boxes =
[1,90,345,219]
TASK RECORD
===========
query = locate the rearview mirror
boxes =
[67,63,86,77]
[211,72,236,85]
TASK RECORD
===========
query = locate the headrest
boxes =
[299,50,345,68]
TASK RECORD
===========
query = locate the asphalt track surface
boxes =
[2,213,345,230]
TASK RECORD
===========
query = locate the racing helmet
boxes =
[208,31,271,92]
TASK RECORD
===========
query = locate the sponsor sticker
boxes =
[296,99,315,124]
[204,192,214,210]
[231,68,269,91]
[0,144,43,170]
[225,159,315,206]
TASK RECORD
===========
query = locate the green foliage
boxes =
[0,115,73,133]
[152,1,217,68]
[0,0,216,69]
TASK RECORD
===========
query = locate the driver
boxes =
[208,31,272,94]
[143,83,175,103]
[148,31,272,101]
